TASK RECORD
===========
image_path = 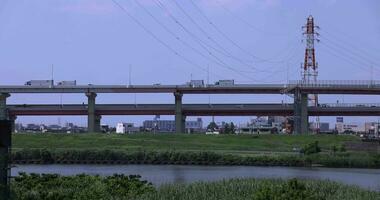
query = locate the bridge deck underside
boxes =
[7,104,380,116]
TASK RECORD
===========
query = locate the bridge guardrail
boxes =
[288,80,380,88]
[314,103,380,108]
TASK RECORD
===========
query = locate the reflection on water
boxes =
[12,165,380,191]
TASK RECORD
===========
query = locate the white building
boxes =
[335,123,364,134]
[116,123,125,134]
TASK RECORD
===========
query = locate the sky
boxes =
[0,0,379,127]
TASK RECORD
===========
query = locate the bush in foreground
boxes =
[11,173,153,200]
[6,174,380,200]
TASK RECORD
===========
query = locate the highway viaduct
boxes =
[1,80,380,134]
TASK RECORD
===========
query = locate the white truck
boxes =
[187,80,204,88]
[215,80,234,86]
[57,80,77,86]
[25,80,54,86]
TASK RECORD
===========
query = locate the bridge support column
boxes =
[95,115,101,133]
[182,115,186,133]
[9,115,16,133]
[293,89,308,134]
[174,92,184,133]
[0,93,10,120]
[0,120,11,199]
[86,92,100,133]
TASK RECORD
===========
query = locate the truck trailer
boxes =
[24,80,54,86]
[57,80,77,86]
[215,80,234,86]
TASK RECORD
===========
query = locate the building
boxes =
[336,123,364,134]
[364,122,380,137]
[116,123,140,134]
[116,123,126,134]
[143,117,203,133]
[309,122,330,132]
[268,116,286,125]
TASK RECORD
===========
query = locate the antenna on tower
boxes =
[302,15,320,133]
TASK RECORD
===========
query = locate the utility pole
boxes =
[129,65,132,86]
[302,15,320,133]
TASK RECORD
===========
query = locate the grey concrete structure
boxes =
[2,81,380,134]
[174,92,185,133]
[293,89,309,134]
[8,115,16,133]
[0,93,10,120]
[6,103,380,116]
[86,92,100,133]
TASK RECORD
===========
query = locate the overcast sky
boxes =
[0,0,379,126]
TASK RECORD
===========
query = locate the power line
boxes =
[214,0,293,37]
[320,33,380,67]
[321,29,380,61]
[110,0,224,79]
[320,44,375,74]
[320,41,380,74]
[154,0,258,81]
[189,0,291,64]
[171,0,263,71]
[133,0,227,78]
[172,0,298,74]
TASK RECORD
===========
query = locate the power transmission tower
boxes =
[302,15,320,133]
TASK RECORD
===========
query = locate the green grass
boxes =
[141,178,380,200]
[12,133,360,155]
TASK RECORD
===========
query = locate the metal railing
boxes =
[288,80,380,88]
[313,103,380,108]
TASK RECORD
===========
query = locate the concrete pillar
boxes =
[0,93,10,120]
[95,115,101,133]
[9,115,16,133]
[293,89,309,134]
[182,115,186,133]
[0,120,11,199]
[174,92,184,133]
[86,92,100,133]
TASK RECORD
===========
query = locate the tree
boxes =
[229,122,236,134]
[223,123,230,134]
[207,122,218,131]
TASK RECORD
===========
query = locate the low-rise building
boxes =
[143,117,203,133]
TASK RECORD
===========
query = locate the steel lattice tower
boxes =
[302,15,320,132]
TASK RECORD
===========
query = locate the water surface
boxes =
[13,165,380,191]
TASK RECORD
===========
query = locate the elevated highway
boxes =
[2,80,380,133]
[7,103,380,117]
[2,81,380,94]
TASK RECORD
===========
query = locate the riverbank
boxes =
[11,133,380,168]
[10,174,380,200]
[12,133,361,155]
[11,149,380,168]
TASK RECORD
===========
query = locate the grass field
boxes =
[141,178,380,200]
[12,133,360,155]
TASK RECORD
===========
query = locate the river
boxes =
[12,165,380,191]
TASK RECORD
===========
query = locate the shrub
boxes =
[300,141,321,155]
[11,173,154,200]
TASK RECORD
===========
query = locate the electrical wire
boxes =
[320,33,380,67]
[171,0,299,74]
[110,0,224,79]
[154,0,259,81]
[320,41,380,74]
[188,0,294,64]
